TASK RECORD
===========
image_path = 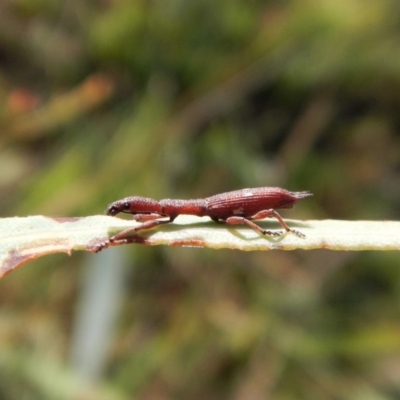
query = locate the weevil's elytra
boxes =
[94,187,312,251]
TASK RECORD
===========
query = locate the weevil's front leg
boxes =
[92,216,176,252]
[89,235,145,253]
[226,209,306,238]
[112,215,176,239]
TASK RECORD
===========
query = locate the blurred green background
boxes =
[1,0,400,399]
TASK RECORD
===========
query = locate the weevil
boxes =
[93,187,312,251]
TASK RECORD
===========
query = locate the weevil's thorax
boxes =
[160,198,207,218]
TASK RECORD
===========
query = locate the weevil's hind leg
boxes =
[250,209,306,238]
[225,216,282,237]
[226,209,306,238]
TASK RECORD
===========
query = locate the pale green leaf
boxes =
[0,216,399,278]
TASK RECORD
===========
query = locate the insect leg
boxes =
[92,216,176,252]
[250,209,306,238]
[90,235,144,253]
[225,216,282,237]
[113,215,175,239]
[133,213,165,222]
[226,209,305,238]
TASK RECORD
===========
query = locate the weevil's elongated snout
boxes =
[106,196,163,216]
[106,203,125,216]
[106,199,129,216]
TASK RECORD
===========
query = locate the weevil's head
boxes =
[106,196,161,216]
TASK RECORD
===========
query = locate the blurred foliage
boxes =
[0,0,400,399]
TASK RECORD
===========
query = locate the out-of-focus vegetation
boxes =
[0,0,400,399]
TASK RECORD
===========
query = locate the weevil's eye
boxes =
[123,202,130,211]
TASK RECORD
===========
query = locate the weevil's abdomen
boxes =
[206,187,312,220]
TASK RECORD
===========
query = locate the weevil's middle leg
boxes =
[132,213,165,222]
[226,209,306,238]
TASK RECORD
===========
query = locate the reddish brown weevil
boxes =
[93,187,312,251]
